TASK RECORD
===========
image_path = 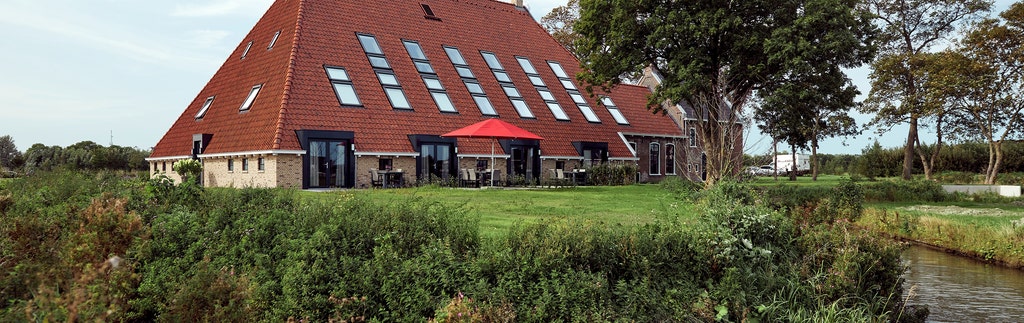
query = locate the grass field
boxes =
[302,184,692,235]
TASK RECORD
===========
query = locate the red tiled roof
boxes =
[151,0,683,159]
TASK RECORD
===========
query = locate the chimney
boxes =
[511,0,523,7]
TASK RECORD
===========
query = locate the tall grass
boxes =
[1,172,910,321]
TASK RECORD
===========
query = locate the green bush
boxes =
[861,180,947,203]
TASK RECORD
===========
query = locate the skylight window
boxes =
[325,66,361,106]
[518,56,568,120]
[268,31,281,50]
[446,46,496,116]
[549,61,599,123]
[481,51,533,118]
[195,96,214,120]
[241,41,253,59]
[405,40,456,113]
[359,33,411,110]
[600,96,629,125]
[421,4,435,16]
[239,84,262,112]
[358,35,383,54]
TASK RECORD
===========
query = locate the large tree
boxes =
[945,4,1024,184]
[540,0,581,59]
[575,0,874,186]
[860,0,991,180]
[0,135,21,170]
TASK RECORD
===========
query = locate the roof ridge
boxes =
[274,0,305,150]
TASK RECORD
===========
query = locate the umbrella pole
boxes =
[490,138,496,187]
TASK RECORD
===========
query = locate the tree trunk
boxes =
[789,144,797,181]
[772,139,779,181]
[903,116,918,180]
[985,140,1003,185]
[811,135,819,181]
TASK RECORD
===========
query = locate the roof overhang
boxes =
[197,150,307,159]
[145,155,192,162]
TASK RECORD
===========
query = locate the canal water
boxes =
[902,245,1024,322]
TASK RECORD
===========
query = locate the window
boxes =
[649,143,661,175]
[242,158,249,172]
[162,162,166,171]
[549,61,599,122]
[421,4,435,16]
[482,51,533,118]
[600,96,629,125]
[689,128,697,147]
[379,158,393,170]
[555,161,565,170]
[239,84,262,112]
[445,46,496,116]
[268,31,281,50]
[518,57,568,120]
[241,41,252,59]
[195,96,214,120]
[665,144,676,175]
[404,40,457,113]
[359,34,411,110]
[258,157,265,171]
[325,66,361,106]
[228,159,234,172]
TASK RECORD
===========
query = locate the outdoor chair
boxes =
[370,169,383,188]
[461,169,479,187]
[555,168,570,187]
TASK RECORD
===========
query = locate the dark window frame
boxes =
[195,96,215,120]
[228,159,234,172]
[258,157,266,171]
[548,60,600,123]
[358,33,412,110]
[324,65,363,107]
[649,142,661,175]
[517,56,567,121]
[238,84,262,112]
[599,96,630,125]
[242,158,249,172]
[481,51,533,119]
[665,144,676,175]
[445,46,497,116]
[404,40,457,113]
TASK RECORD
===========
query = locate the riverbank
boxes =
[858,205,1024,269]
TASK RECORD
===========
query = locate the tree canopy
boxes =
[860,0,992,179]
[575,0,874,186]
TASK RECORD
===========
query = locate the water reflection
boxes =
[902,245,1024,322]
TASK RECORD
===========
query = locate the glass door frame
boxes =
[297,130,355,189]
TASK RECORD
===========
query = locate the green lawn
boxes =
[302,185,692,235]
[746,174,853,187]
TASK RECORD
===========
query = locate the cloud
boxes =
[171,0,274,17]
[187,30,233,48]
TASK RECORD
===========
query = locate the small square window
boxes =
[465,82,484,94]
[358,34,383,54]
[547,103,569,120]
[561,79,577,90]
[239,84,262,111]
[529,75,545,86]
[502,85,520,97]
[377,72,399,86]
[481,52,503,69]
[539,90,555,101]
[332,83,361,105]
[424,78,444,90]
[369,56,391,69]
[385,88,412,109]
[456,66,474,78]
[326,67,350,81]
[432,92,457,113]
[404,41,427,60]
[195,96,215,120]
[517,57,537,74]
[511,99,533,118]
[473,96,496,115]
[241,41,253,59]
[493,71,511,83]
[445,47,467,65]
[548,61,569,78]
[415,62,434,73]
[268,31,281,50]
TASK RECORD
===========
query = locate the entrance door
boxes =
[510,146,539,184]
[419,143,453,182]
[309,140,349,188]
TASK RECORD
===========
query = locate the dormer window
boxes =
[195,96,214,120]
[239,84,262,112]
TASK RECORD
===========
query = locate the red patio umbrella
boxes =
[441,118,544,186]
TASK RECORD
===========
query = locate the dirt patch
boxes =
[898,205,1021,217]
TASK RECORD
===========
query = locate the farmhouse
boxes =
[147,0,703,189]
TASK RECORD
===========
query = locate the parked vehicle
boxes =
[774,154,810,175]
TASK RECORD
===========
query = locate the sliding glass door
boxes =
[308,140,349,188]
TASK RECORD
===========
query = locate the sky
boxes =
[0,0,1014,155]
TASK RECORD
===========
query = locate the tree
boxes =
[944,4,1024,184]
[540,0,581,59]
[575,0,875,187]
[860,0,992,180]
[0,135,21,171]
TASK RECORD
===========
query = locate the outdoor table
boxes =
[570,169,587,185]
[381,170,404,188]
